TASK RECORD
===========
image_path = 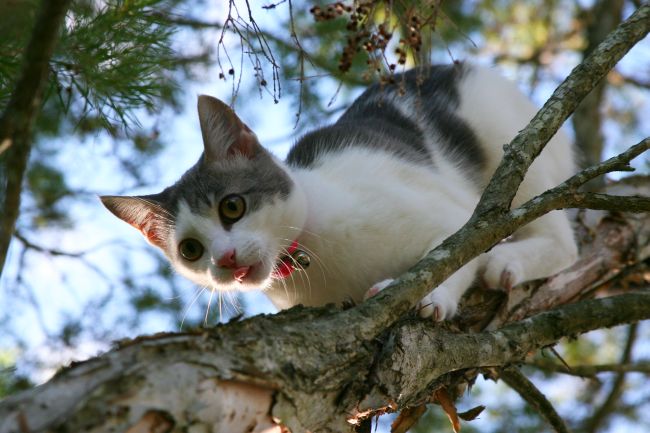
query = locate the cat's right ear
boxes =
[197,95,262,161]
[100,195,169,249]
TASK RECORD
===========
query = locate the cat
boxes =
[101,63,578,321]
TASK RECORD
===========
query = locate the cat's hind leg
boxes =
[483,210,578,290]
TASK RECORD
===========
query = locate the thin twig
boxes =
[501,366,571,433]
[583,323,638,433]
[14,232,84,258]
[527,360,650,377]
[507,137,650,226]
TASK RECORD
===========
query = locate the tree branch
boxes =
[475,5,649,215]
[503,138,649,227]
[564,137,649,188]
[156,13,368,87]
[366,292,650,411]
[527,360,650,377]
[500,366,571,433]
[13,231,83,258]
[0,0,71,278]
[1,291,648,433]
[583,323,638,433]
[572,0,624,189]
[354,4,650,332]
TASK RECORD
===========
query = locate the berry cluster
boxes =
[310,2,352,21]
[310,1,434,76]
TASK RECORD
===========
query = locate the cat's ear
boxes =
[100,195,170,249]
[197,95,262,161]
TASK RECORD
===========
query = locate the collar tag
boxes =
[272,240,310,279]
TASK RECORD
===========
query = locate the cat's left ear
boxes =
[100,195,169,249]
[197,95,262,161]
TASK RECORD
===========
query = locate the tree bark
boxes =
[0,202,647,433]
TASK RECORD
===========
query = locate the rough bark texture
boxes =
[0,4,648,433]
[0,201,648,433]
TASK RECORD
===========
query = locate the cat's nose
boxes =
[216,249,237,269]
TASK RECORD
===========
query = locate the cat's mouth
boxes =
[232,266,251,282]
[213,261,267,287]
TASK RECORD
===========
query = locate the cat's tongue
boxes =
[233,266,250,282]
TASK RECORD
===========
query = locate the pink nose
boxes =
[216,249,237,269]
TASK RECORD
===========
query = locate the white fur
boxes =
[169,178,308,293]
[265,146,483,311]
[264,65,578,318]
[457,66,578,288]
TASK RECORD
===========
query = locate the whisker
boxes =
[285,245,313,303]
[204,288,215,326]
[279,225,329,243]
[292,241,329,274]
[222,290,241,316]
[278,238,329,288]
[218,290,223,322]
[275,246,295,303]
[284,250,312,300]
[180,286,206,330]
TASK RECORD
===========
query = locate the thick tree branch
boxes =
[364,292,650,412]
[0,0,71,277]
[1,291,648,433]
[486,212,649,327]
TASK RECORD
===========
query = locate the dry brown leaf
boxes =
[390,404,427,433]
[434,387,461,433]
[458,405,486,421]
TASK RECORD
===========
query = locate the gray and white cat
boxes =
[101,63,578,321]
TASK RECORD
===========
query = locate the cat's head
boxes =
[101,95,307,292]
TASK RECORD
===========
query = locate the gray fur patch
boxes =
[287,63,485,173]
[157,150,292,222]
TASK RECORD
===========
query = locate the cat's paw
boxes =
[483,246,525,291]
[364,278,395,300]
[418,287,458,321]
[365,279,458,321]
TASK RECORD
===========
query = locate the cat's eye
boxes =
[219,194,246,224]
[178,238,204,261]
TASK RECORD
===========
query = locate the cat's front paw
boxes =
[364,278,395,300]
[418,287,458,321]
[483,245,524,291]
[365,279,457,322]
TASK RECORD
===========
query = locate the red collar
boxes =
[272,240,300,279]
